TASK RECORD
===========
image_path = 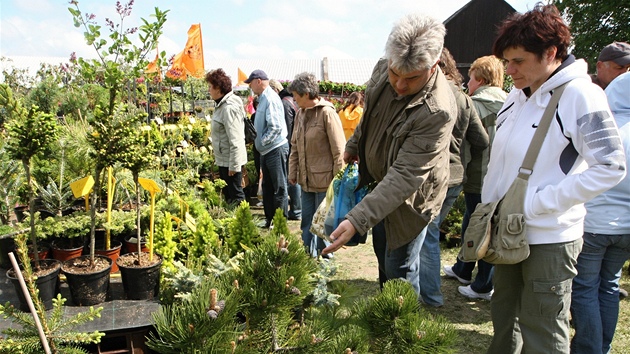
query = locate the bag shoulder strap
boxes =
[282,96,298,112]
[518,82,569,180]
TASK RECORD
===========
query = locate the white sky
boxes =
[0,0,538,61]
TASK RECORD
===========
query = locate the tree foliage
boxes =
[68,0,169,115]
[554,0,630,72]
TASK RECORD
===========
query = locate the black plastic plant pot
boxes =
[62,255,112,306]
[117,252,162,300]
[7,259,62,311]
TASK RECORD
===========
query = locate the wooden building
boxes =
[444,0,517,84]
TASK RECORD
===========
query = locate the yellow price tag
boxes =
[70,176,94,198]
[138,178,161,195]
[185,212,196,232]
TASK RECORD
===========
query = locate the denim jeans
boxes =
[419,184,462,306]
[288,183,302,219]
[570,232,630,354]
[372,221,427,302]
[260,143,289,224]
[300,191,328,257]
[218,166,245,205]
[488,239,582,354]
[451,192,494,293]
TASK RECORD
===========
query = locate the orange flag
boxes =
[167,24,204,80]
[237,67,248,86]
[166,52,187,81]
[145,53,160,74]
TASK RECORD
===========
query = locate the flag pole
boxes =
[198,23,205,75]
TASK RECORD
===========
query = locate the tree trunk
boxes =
[134,173,142,265]
[89,167,103,267]
[23,159,39,264]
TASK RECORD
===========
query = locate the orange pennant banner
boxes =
[237,67,248,86]
[167,24,205,80]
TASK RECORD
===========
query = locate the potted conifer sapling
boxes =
[1,83,59,269]
[115,106,163,300]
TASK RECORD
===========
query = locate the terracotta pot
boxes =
[27,242,50,262]
[124,235,149,254]
[93,240,122,273]
[51,240,84,262]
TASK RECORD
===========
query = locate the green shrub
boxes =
[225,201,259,256]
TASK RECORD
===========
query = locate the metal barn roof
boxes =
[1,56,378,86]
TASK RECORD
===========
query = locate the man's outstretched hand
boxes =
[322,219,357,255]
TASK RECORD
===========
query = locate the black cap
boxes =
[598,42,630,66]
[244,69,269,83]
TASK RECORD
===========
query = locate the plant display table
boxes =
[0,268,159,334]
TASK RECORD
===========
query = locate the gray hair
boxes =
[385,13,446,73]
[287,72,319,99]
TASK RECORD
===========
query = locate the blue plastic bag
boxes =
[324,163,368,246]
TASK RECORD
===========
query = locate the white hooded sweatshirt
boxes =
[482,57,626,245]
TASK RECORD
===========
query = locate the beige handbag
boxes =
[460,83,568,265]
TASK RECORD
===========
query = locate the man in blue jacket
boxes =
[246,70,289,227]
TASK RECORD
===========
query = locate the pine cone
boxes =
[207,309,219,320]
[214,300,226,313]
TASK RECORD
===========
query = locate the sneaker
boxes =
[620,288,628,299]
[443,265,472,285]
[257,220,272,229]
[458,285,493,301]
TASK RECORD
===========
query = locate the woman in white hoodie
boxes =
[485,4,626,353]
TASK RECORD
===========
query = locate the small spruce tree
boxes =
[270,208,290,239]
[153,211,178,273]
[1,84,59,264]
[225,201,259,256]
[190,209,220,259]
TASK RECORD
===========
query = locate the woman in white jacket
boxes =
[485,5,626,353]
[205,69,248,205]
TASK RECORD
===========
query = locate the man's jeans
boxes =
[260,143,289,224]
[419,185,462,306]
[372,221,427,301]
[571,232,630,354]
[451,192,494,293]
[300,191,328,257]
[288,183,302,219]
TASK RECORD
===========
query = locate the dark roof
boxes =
[444,0,516,80]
